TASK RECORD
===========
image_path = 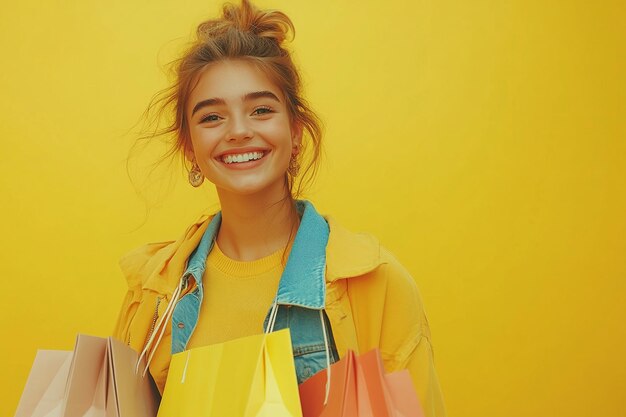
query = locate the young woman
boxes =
[113,1,446,415]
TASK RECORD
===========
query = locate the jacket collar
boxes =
[275,200,329,308]
[139,200,383,305]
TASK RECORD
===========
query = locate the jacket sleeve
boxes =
[112,285,139,344]
[112,242,174,345]
[378,251,448,417]
[404,326,447,417]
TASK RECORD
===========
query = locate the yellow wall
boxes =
[1,1,624,416]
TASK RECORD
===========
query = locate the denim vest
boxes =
[169,200,338,383]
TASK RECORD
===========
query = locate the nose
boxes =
[226,114,253,142]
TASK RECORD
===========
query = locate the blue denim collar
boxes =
[181,200,329,310]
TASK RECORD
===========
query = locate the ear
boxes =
[184,141,196,164]
[291,122,303,153]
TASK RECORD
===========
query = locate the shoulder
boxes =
[324,214,428,337]
[379,246,424,302]
[325,214,421,295]
[377,247,427,323]
[324,215,383,280]
[118,241,176,288]
[344,243,431,366]
[118,213,214,290]
[336,238,425,317]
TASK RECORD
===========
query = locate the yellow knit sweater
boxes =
[186,243,286,348]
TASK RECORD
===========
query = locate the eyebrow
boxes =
[191,90,281,117]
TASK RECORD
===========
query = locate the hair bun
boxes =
[197,0,294,45]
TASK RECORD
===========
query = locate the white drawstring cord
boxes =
[144,281,183,376]
[267,303,330,403]
[266,300,279,334]
[181,350,191,383]
[135,277,185,376]
[135,282,179,375]
[319,310,332,405]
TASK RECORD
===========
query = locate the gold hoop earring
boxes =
[189,161,204,187]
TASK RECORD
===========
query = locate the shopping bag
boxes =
[157,328,302,417]
[15,335,159,417]
[298,348,425,417]
[14,350,73,417]
[106,336,160,417]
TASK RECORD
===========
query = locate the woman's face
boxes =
[185,59,301,198]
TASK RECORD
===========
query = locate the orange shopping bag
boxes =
[298,348,425,417]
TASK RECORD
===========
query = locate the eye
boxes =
[200,114,221,123]
[252,106,273,116]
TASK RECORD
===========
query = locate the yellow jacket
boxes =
[113,212,447,417]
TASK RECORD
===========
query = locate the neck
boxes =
[215,184,299,262]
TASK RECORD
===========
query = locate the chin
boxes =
[218,178,287,198]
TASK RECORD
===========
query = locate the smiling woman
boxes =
[112,0,446,415]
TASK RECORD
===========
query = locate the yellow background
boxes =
[1,1,625,416]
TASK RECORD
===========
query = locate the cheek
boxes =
[190,128,221,154]
[261,120,293,147]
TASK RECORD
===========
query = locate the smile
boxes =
[220,151,267,164]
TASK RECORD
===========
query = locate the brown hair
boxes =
[136,0,323,199]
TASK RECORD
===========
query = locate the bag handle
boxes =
[319,309,332,405]
[266,301,332,405]
[135,277,186,377]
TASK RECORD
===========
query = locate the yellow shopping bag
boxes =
[157,328,302,417]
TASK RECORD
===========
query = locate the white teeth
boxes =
[222,151,264,164]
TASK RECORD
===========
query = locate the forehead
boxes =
[188,60,284,109]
